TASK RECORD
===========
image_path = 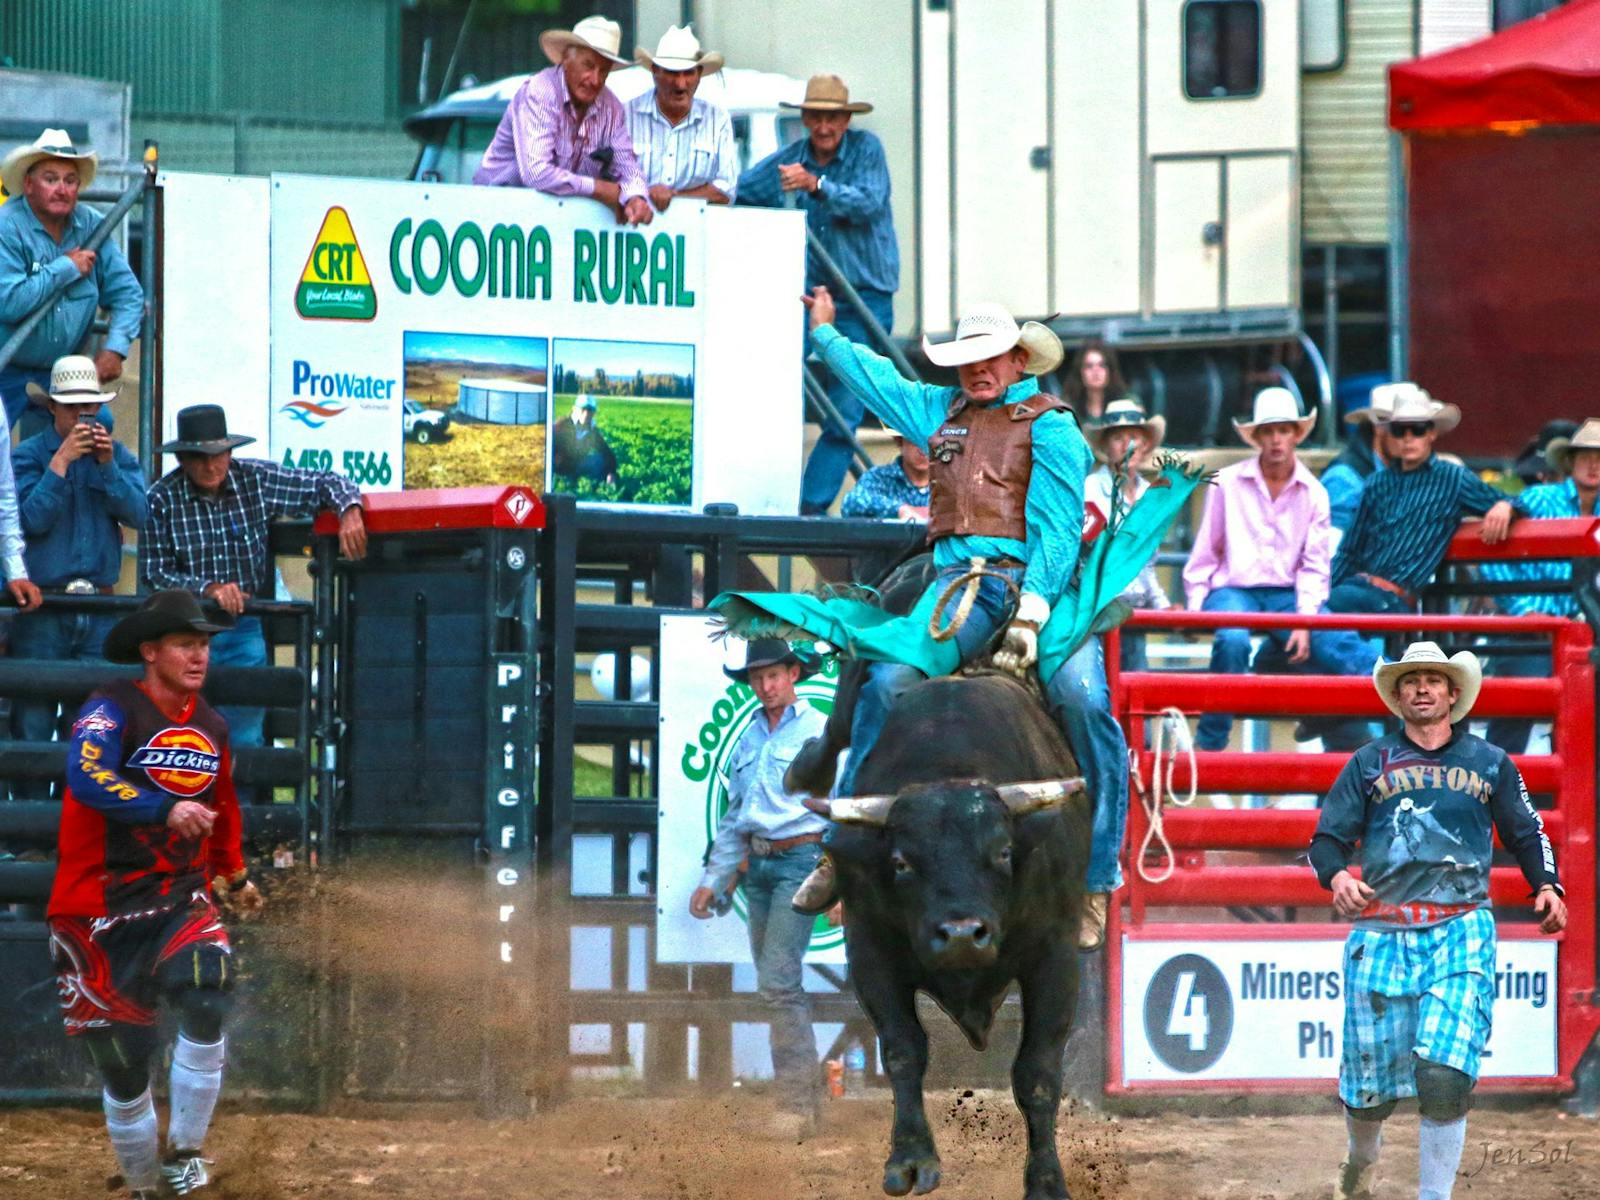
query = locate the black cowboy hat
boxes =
[103,590,233,664]
[157,404,256,455]
[722,637,822,684]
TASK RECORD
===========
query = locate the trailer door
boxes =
[1152,157,1222,313]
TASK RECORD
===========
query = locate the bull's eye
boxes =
[890,850,913,877]
[996,846,1013,868]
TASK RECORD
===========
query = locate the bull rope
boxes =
[1130,706,1197,884]
[927,558,1022,645]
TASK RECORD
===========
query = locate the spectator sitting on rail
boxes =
[626,26,738,210]
[839,434,929,520]
[1063,337,1126,422]
[737,74,899,515]
[1183,388,1330,753]
[0,129,143,434]
[9,357,146,798]
[140,405,366,776]
[689,638,829,1140]
[1320,382,1402,539]
[1479,417,1600,757]
[1311,641,1564,1200]
[551,394,618,487]
[1085,398,1171,671]
[472,16,653,227]
[1304,386,1524,752]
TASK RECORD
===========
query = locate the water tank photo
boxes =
[456,377,547,424]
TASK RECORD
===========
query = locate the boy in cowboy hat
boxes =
[1085,397,1172,618]
[688,637,829,1135]
[474,15,653,226]
[48,589,266,1198]
[626,25,738,209]
[739,74,899,514]
[141,405,366,769]
[9,356,147,792]
[1184,387,1331,752]
[1311,641,1564,1200]
[0,129,143,429]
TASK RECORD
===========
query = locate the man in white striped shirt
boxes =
[625,25,738,210]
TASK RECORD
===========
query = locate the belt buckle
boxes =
[63,579,97,596]
[750,835,772,857]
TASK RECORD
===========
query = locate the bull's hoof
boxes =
[1024,1157,1070,1200]
[883,1146,941,1196]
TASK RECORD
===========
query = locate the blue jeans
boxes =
[1195,586,1300,751]
[9,608,116,799]
[1484,636,1549,756]
[209,617,267,752]
[0,364,51,436]
[742,842,823,1112]
[837,565,1022,796]
[1044,635,1130,893]
[800,287,895,514]
[1308,578,1410,751]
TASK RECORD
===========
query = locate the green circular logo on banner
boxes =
[701,661,842,953]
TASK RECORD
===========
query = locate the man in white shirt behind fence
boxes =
[626,25,739,210]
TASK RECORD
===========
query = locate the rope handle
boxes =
[927,558,1023,644]
[1134,706,1198,885]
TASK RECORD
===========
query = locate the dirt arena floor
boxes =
[5,1093,1596,1199]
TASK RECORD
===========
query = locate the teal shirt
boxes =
[812,323,1090,607]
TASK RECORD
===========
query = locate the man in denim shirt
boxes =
[0,131,143,430]
[11,357,146,795]
[689,639,828,1136]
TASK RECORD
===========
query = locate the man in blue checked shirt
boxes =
[737,74,899,515]
[840,435,930,520]
[1479,417,1600,755]
[141,406,366,773]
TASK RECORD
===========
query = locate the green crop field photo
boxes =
[550,394,693,505]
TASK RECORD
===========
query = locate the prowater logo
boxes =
[296,206,377,320]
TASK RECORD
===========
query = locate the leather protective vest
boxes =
[926,392,1070,544]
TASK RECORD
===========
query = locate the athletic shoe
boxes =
[160,1155,212,1195]
[1334,1158,1377,1200]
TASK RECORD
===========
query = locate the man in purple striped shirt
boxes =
[473,15,652,226]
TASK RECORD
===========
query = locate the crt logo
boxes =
[129,727,221,797]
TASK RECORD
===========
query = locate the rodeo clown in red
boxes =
[46,590,264,1199]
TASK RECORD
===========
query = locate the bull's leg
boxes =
[848,939,940,1195]
[1014,947,1079,1200]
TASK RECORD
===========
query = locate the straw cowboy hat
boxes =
[25,355,116,407]
[1372,640,1482,723]
[1087,397,1166,462]
[1346,381,1424,427]
[1,128,98,198]
[722,637,821,684]
[1379,383,1460,434]
[158,404,256,455]
[540,15,629,66]
[1543,417,1600,474]
[635,24,724,74]
[780,73,873,114]
[103,590,232,665]
[1233,386,1316,448]
[922,303,1064,376]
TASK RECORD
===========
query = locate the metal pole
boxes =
[803,366,872,476]
[805,229,918,381]
[1386,131,1409,380]
[138,141,159,481]
[1322,244,1340,399]
[435,0,481,103]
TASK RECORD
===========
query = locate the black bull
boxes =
[803,673,1091,1200]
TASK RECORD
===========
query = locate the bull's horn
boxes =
[994,778,1085,815]
[826,795,895,825]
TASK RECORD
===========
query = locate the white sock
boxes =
[1418,1115,1467,1200]
[1345,1110,1384,1167]
[167,1034,226,1154]
[103,1087,161,1190]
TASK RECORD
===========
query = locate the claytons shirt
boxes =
[1310,727,1560,928]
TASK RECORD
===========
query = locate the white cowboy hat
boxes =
[1,128,98,199]
[1087,397,1166,462]
[1373,641,1482,722]
[780,73,873,114]
[635,24,724,74]
[1543,417,1600,474]
[1233,386,1316,447]
[540,15,629,67]
[922,303,1064,376]
[25,355,116,407]
[1347,381,1423,427]
[1378,383,1460,434]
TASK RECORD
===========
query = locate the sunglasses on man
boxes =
[1389,421,1435,439]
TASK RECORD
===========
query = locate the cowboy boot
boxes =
[1078,892,1109,951]
[790,854,837,915]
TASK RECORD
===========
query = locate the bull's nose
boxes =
[932,918,992,952]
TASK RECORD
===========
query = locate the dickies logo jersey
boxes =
[128,727,221,797]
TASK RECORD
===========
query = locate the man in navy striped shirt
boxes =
[1305,387,1524,750]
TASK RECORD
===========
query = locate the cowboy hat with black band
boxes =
[1,128,98,199]
[723,637,821,684]
[104,590,233,665]
[1087,396,1166,462]
[159,405,256,456]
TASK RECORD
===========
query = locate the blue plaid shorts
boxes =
[1339,908,1497,1109]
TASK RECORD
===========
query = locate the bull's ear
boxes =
[995,778,1085,816]
[827,795,895,826]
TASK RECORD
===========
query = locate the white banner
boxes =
[655,614,846,964]
[1120,937,1558,1083]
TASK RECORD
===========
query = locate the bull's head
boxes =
[826,778,1083,972]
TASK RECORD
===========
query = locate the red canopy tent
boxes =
[1390,0,1600,457]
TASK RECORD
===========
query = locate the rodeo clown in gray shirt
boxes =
[689,638,829,1136]
[1310,641,1566,1200]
